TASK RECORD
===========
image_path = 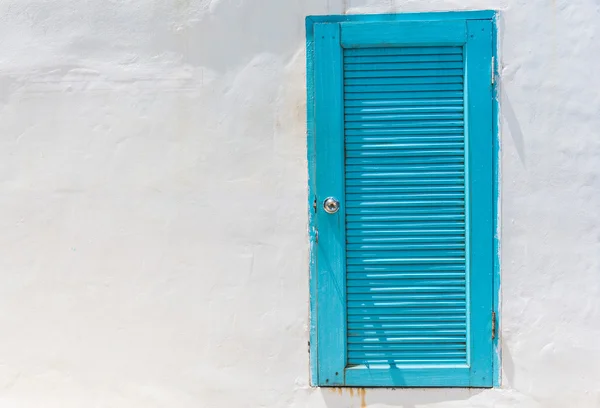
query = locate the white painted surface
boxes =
[0,0,599,407]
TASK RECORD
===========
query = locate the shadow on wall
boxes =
[319,387,484,408]
[502,339,516,389]
[498,13,526,168]
[501,87,526,167]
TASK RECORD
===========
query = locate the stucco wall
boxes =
[0,0,599,407]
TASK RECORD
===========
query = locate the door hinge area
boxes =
[313,196,317,213]
[491,56,495,85]
[492,311,496,339]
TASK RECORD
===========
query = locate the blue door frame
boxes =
[306,10,500,387]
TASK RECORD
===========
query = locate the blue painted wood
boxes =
[346,91,464,100]
[347,236,465,243]
[346,163,465,171]
[347,263,465,270]
[341,21,467,48]
[345,143,464,150]
[345,61,464,71]
[345,149,465,158]
[345,120,465,128]
[349,320,466,327]
[345,68,464,79]
[344,365,472,387]
[346,156,464,165]
[307,11,496,27]
[344,46,463,56]
[305,12,319,387]
[347,315,466,323]
[347,243,465,250]
[491,13,501,387]
[348,293,466,300]
[345,77,464,86]
[346,137,464,144]
[347,199,465,207]
[345,98,464,107]
[345,128,463,136]
[314,23,346,386]
[307,11,497,388]
[345,54,463,63]
[465,18,494,387]
[345,105,464,113]
[346,70,464,80]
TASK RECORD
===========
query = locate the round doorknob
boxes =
[323,197,340,214]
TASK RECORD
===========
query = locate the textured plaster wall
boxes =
[0,0,599,407]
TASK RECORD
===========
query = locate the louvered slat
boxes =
[344,46,467,367]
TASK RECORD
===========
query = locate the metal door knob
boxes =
[323,197,340,214]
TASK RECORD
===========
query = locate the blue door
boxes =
[308,12,496,387]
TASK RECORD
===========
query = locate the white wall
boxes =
[0,0,599,407]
